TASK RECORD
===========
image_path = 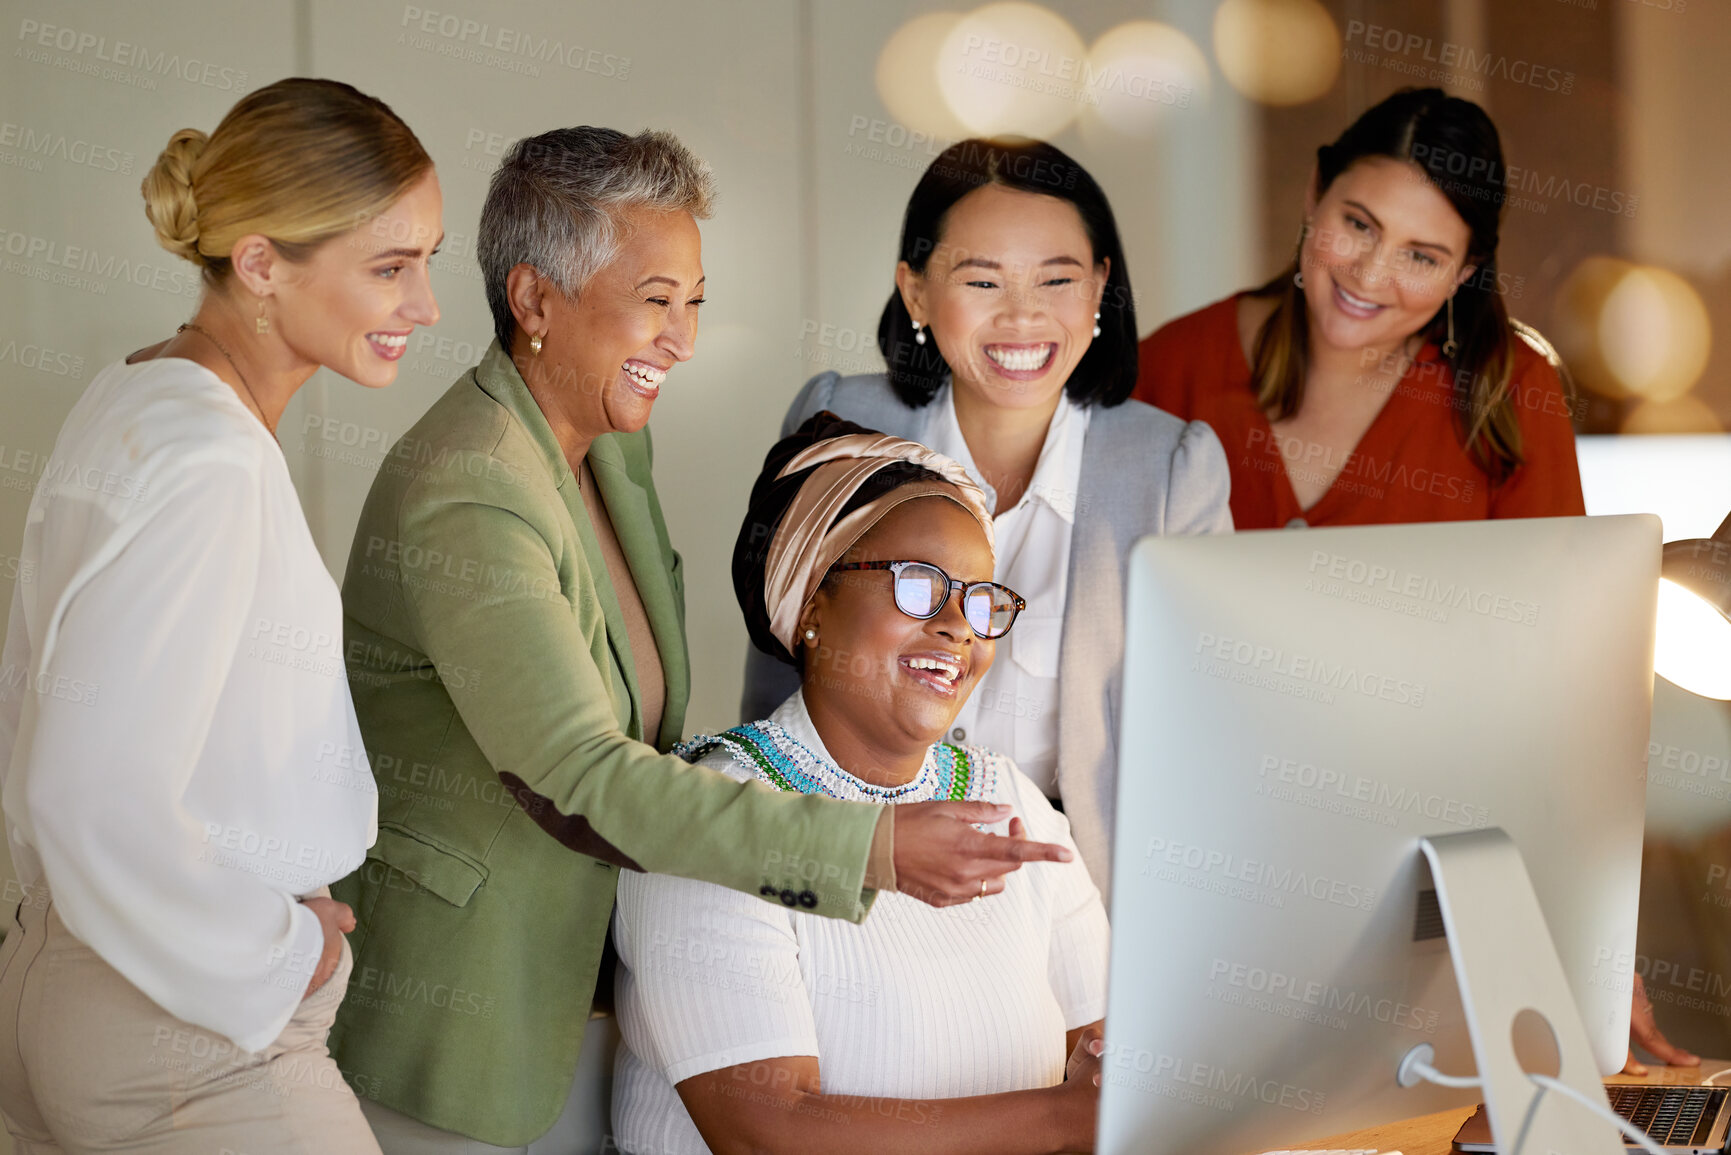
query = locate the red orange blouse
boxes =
[1134,294,1586,530]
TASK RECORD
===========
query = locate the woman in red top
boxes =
[1140,89,1694,1077]
[1137,87,1584,530]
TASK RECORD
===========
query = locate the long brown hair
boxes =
[1251,88,1523,483]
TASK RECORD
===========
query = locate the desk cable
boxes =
[1396,1044,1665,1155]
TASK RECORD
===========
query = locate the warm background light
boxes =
[1552,256,1716,428]
[1599,265,1713,403]
[1079,21,1210,139]
[1621,395,1724,435]
[1654,579,1731,700]
[937,2,1088,137]
[875,11,972,140]
[1552,256,1636,399]
[1212,0,1341,107]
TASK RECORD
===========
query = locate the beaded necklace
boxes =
[675,719,985,805]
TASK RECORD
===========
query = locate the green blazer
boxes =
[328,344,883,1146]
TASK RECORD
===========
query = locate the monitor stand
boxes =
[1407,828,1624,1153]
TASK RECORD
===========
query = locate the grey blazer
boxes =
[741,371,1234,900]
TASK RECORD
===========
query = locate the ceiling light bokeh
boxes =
[936,2,1088,137]
[1079,21,1210,138]
[875,11,971,140]
[1553,256,1715,413]
[1212,0,1341,107]
[1551,256,1634,398]
[1598,265,1712,404]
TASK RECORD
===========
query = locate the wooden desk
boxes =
[1294,1061,1731,1154]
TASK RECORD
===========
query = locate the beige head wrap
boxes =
[762,432,994,656]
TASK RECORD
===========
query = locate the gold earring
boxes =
[529,333,543,356]
[1442,295,1459,359]
[256,298,269,335]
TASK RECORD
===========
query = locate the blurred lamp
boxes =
[937,2,1087,137]
[1552,256,1636,399]
[1657,511,1731,700]
[1212,0,1341,107]
[1552,256,1714,416]
[876,12,971,139]
[1081,21,1210,138]
[1599,265,1711,403]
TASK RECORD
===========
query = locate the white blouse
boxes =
[0,357,377,1053]
[611,691,1108,1155]
[920,385,1090,798]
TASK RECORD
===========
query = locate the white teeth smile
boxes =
[369,333,408,347]
[624,360,666,390]
[905,656,962,684]
[984,344,1054,372]
[1335,286,1382,311]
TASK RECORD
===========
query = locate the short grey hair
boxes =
[478,126,716,351]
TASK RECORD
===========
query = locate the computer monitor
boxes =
[1098,514,1660,1155]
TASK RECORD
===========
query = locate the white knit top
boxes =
[611,691,1109,1155]
[0,357,377,1053]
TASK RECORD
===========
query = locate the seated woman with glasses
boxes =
[610,414,1108,1155]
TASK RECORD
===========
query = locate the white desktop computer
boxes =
[1099,515,1662,1154]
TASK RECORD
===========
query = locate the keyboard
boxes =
[1454,1083,1731,1152]
[1607,1085,1728,1149]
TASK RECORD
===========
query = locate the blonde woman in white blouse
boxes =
[0,79,441,1153]
[613,416,1108,1155]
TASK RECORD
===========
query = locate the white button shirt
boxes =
[919,385,1089,798]
[0,357,377,1052]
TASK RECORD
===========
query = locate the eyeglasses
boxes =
[828,560,1026,639]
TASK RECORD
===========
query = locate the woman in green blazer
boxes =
[327,127,1072,1152]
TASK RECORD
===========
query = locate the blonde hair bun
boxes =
[132,81,431,286]
[141,128,210,265]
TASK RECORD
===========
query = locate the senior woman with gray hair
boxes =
[326,127,1072,1152]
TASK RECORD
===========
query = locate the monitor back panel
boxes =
[1099,515,1659,1155]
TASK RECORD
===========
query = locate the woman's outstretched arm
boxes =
[676,1031,1102,1155]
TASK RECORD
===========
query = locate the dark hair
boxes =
[734,412,946,667]
[1252,87,1525,482]
[876,137,1139,409]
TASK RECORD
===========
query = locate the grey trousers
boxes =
[0,892,381,1154]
